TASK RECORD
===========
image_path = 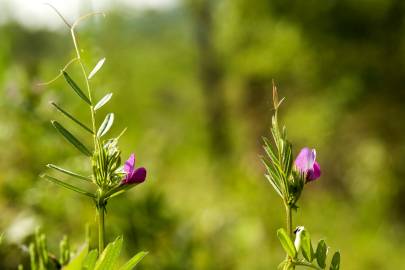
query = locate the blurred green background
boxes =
[1,0,405,269]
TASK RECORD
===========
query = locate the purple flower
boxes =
[294,147,321,182]
[121,154,147,185]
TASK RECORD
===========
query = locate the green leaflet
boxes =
[300,230,314,262]
[277,228,297,258]
[63,71,92,105]
[40,174,95,198]
[97,113,114,137]
[46,164,92,182]
[88,58,106,80]
[330,251,340,270]
[95,236,123,270]
[51,102,93,134]
[315,240,327,268]
[63,243,89,270]
[51,120,92,156]
[104,179,145,200]
[119,251,148,270]
[94,93,113,111]
[262,137,285,197]
[82,249,98,270]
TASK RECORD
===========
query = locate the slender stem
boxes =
[70,23,105,253]
[70,28,97,142]
[283,201,295,269]
[97,205,105,253]
[285,202,293,238]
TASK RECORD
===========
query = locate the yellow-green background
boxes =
[1,1,405,269]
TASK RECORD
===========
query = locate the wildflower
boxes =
[294,148,321,182]
[121,154,146,185]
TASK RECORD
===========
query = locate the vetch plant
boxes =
[35,5,147,268]
[262,83,341,270]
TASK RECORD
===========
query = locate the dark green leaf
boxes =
[94,93,113,111]
[316,240,327,268]
[63,71,91,105]
[277,228,296,258]
[329,251,340,270]
[40,174,95,198]
[95,236,123,270]
[51,102,93,134]
[97,113,114,137]
[119,251,148,270]
[51,120,92,156]
[46,164,92,182]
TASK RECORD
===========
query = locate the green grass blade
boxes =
[97,113,114,137]
[119,251,148,270]
[51,120,92,156]
[63,71,91,105]
[40,174,95,198]
[51,102,93,134]
[94,93,113,111]
[46,164,92,182]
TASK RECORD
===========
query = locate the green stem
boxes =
[97,205,105,253]
[70,23,104,254]
[284,202,295,269]
[285,202,293,238]
[70,28,97,146]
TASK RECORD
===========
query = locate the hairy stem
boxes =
[96,205,105,253]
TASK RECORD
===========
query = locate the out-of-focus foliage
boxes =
[0,0,405,269]
[62,236,147,270]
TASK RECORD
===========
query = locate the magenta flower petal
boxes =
[127,167,147,184]
[122,153,147,185]
[295,148,315,172]
[307,161,321,182]
[124,153,135,174]
[295,147,321,182]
